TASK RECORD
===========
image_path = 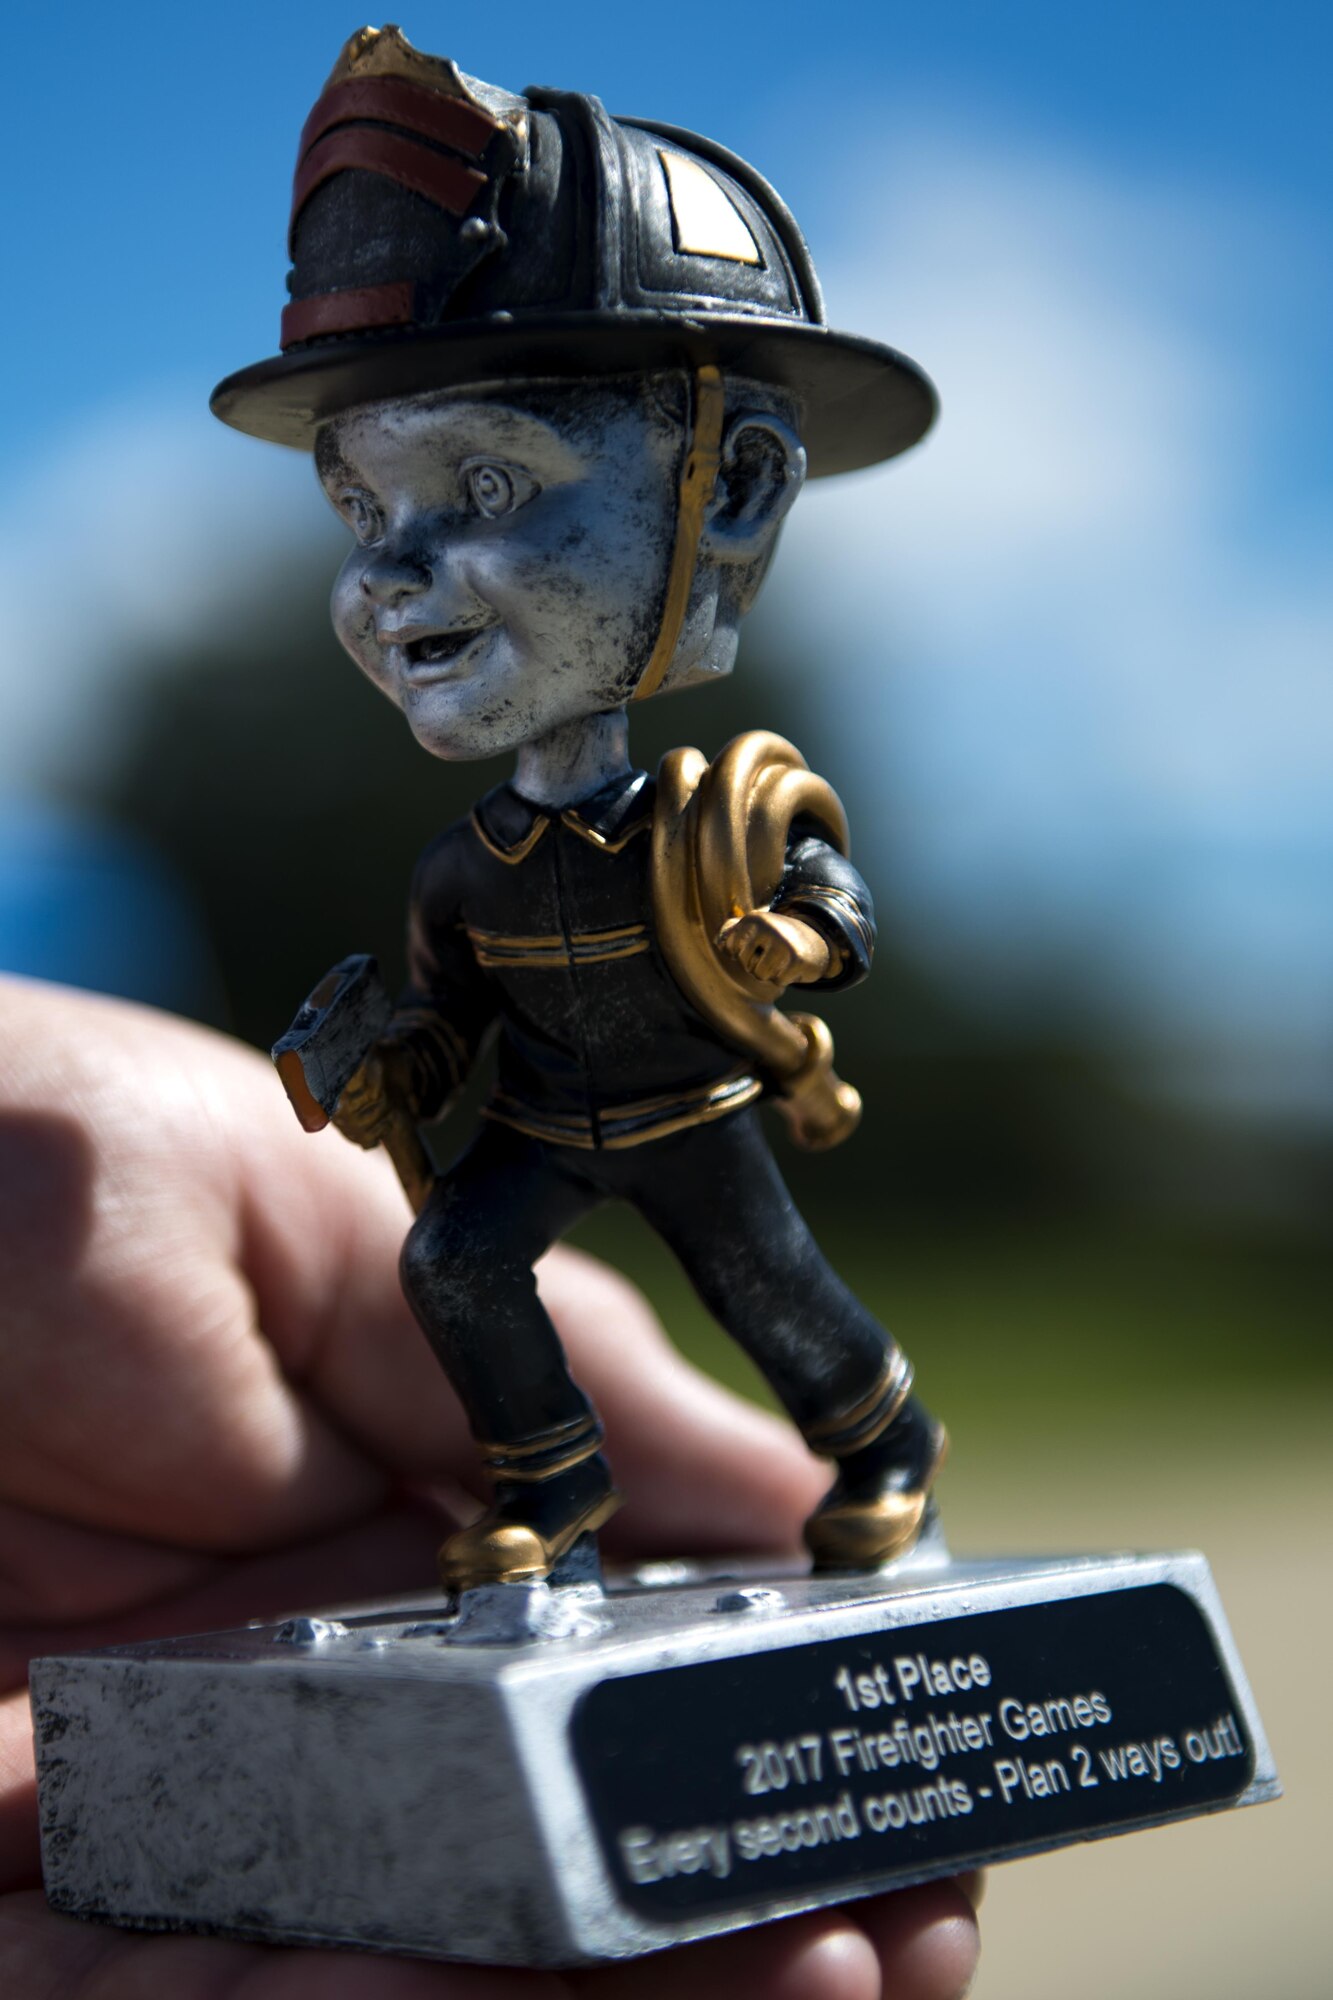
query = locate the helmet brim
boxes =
[210,312,936,477]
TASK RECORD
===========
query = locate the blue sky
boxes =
[7,2,1328,471]
[3,2,1330,1118]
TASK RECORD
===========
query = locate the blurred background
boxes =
[4,3,1328,1992]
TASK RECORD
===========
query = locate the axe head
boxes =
[272,954,393,1132]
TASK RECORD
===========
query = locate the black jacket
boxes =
[398,768,874,1150]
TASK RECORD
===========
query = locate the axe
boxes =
[272,954,435,1214]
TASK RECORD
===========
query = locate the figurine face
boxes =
[318,381,687,761]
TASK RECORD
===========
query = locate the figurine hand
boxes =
[332,1040,416,1149]
[0,978,979,1999]
[717,909,832,986]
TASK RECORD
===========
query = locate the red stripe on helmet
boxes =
[297,75,501,167]
[280,281,417,350]
[290,128,488,246]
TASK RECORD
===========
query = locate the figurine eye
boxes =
[341,488,385,545]
[464,460,539,520]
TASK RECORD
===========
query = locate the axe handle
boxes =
[382,1111,435,1216]
[326,1057,436,1216]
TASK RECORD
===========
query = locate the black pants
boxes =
[399,1108,900,1452]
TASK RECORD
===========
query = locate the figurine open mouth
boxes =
[405,630,475,667]
[395,627,492,682]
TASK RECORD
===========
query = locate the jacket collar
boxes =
[473,769,653,859]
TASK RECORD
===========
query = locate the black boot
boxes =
[438,1448,621,1593]
[803,1396,947,1570]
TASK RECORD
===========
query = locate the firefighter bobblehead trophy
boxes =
[30,26,1277,1966]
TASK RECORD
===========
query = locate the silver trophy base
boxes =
[30,1533,1278,1967]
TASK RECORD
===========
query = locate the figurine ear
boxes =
[701,413,806,563]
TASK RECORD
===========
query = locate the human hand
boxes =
[717,910,833,986]
[0,976,980,1998]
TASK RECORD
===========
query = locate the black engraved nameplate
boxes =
[573,1583,1255,1917]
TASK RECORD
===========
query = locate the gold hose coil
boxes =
[650,729,863,1150]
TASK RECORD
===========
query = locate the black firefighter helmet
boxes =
[211,24,936,477]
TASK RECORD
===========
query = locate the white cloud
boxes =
[759,118,1333,1117]
[0,396,332,791]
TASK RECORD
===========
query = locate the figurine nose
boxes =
[359,550,432,606]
